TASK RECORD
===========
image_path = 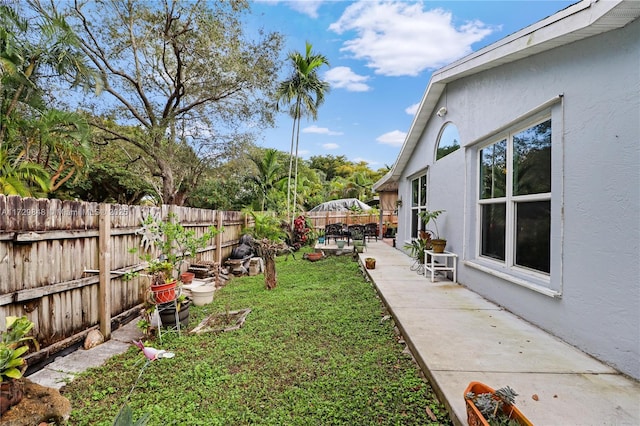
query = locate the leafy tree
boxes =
[0,2,96,144]
[44,0,283,205]
[22,109,92,191]
[188,146,259,211]
[248,148,287,212]
[0,2,97,194]
[309,154,351,180]
[275,42,329,221]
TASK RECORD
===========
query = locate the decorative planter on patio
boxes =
[464,382,532,426]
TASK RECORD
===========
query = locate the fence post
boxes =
[216,210,224,266]
[98,203,112,339]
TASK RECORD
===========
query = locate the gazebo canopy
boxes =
[308,198,372,212]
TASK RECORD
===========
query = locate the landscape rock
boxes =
[83,329,104,349]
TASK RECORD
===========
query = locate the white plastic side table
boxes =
[424,250,457,283]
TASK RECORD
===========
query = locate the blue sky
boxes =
[249,0,576,170]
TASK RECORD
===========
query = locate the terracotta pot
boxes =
[464,382,533,426]
[151,279,177,304]
[1,379,24,415]
[306,252,323,262]
[431,239,447,253]
[180,272,195,284]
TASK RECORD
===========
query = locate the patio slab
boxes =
[359,241,640,426]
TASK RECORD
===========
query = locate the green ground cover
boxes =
[62,251,451,425]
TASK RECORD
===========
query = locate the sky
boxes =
[247,0,576,170]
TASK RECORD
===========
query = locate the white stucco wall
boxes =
[396,18,639,378]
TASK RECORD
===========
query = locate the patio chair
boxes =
[364,223,378,241]
[324,223,344,245]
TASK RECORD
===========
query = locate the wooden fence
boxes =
[0,195,249,363]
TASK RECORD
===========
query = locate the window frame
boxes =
[409,172,428,239]
[435,122,461,161]
[476,115,552,278]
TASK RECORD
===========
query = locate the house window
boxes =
[478,118,551,274]
[410,174,428,239]
[436,123,461,160]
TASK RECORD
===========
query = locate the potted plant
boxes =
[419,210,446,253]
[365,257,376,269]
[134,213,219,298]
[404,232,432,263]
[1,316,39,415]
[464,382,532,426]
[146,259,177,303]
[131,214,219,335]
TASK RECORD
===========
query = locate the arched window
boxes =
[436,123,461,160]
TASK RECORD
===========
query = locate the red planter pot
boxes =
[151,280,177,304]
[180,272,195,284]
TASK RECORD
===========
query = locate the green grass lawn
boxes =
[62,251,451,425]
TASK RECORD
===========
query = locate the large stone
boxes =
[0,379,71,426]
[83,329,104,350]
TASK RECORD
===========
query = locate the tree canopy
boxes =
[44,0,283,205]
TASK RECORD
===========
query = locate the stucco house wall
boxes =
[388,5,639,379]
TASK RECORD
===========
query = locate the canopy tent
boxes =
[308,198,372,212]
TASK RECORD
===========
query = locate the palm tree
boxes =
[0,148,50,196]
[0,3,96,144]
[248,148,286,211]
[275,42,329,221]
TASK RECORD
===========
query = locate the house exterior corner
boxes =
[383,2,639,379]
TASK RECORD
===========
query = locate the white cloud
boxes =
[322,143,340,150]
[376,130,406,147]
[286,0,324,18]
[405,103,419,115]
[324,66,371,92]
[303,125,343,136]
[257,0,324,18]
[329,1,495,76]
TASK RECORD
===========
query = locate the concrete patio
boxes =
[356,240,640,425]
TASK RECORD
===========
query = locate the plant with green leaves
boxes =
[134,213,219,285]
[465,386,521,426]
[0,316,39,382]
[243,210,288,290]
[404,235,432,264]
[418,210,445,240]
